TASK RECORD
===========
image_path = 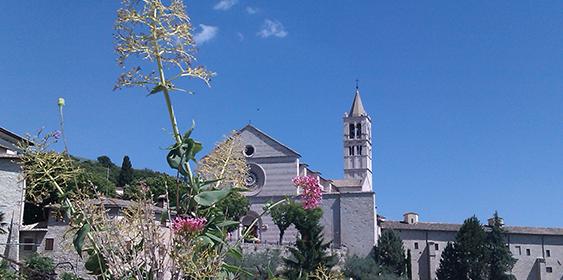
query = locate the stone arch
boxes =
[240,211,262,243]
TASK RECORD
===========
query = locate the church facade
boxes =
[233,88,378,256]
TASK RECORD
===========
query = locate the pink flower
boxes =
[292,175,322,209]
[172,217,207,234]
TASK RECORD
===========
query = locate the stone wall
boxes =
[0,158,25,262]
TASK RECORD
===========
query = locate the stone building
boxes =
[233,88,377,256]
[381,213,563,280]
[0,127,26,263]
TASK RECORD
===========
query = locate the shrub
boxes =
[22,253,56,280]
[60,272,85,280]
[0,260,17,280]
[226,248,282,279]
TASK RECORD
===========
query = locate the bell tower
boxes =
[343,85,373,190]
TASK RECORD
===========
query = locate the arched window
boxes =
[349,124,355,139]
[348,146,354,156]
[356,123,362,138]
[357,146,363,155]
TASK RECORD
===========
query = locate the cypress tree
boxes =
[486,212,516,280]
[406,249,412,280]
[117,155,133,188]
[374,230,407,276]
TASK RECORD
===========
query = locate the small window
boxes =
[356,123,362,138]
[349,124,355,139]
[23,238,34,251]
[349,146,354,156]
[546,250,551,257]
[546,267,553,273]
[45,238,54,251]
[414,242,419,250]
[515,246,521,255]
[526,249,530,256]
[435,244,439,250]
[244,145,255,157]
[357,146,363,155]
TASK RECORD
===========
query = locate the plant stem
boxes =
[152,23,182,145]
[45,172,109,280]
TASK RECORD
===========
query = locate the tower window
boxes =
[349,124,355,139]
[356,123,362,138]
[546,250,551,257]
[526,249,531,256]
[435,244,439,250]
[414,242,419,250]
[357,146,363,155]
[348,146,354,156]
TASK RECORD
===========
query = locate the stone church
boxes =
[233,88,378,256]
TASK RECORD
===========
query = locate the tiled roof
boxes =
[381,221,563,236]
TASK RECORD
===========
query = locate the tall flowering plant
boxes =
[292,175,323,209]
[18,0,286,279]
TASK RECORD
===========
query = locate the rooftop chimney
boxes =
[403,212,419,224]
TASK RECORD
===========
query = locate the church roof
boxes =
[381,220,563,236]
[331,178,364,188]
[349,89,367,117]
[238,124,301,157]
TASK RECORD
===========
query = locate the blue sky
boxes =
[1,1,561,227]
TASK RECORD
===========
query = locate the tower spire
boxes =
[349,87,366,117]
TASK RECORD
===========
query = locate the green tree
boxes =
[96,155,113,167]
[270,200,296,244]
[456,216,488,280]
[344,255,404,280]
[282,205,336,279]
[406,249,412,280]
[117,155,133,188]
[216,191,250,232]
[486,212,516,280]
[374,230,408,276]
[283,224,336,279]
[436,242,465,280]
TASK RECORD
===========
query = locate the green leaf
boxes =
[181,120,196,142]
[73,223,90,257]
[148,84,166,96]
[226,246,243,260]
[194,187,232,206]
[197,235,214,246]
[216,220,240,228]
[166,146,182,170]
[205,232,225,245]
[222,262,253,277]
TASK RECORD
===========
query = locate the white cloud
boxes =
[237,32,245,41]
[194,24,218,45]
[245,6,258,15]
[257,19,288,38]
[214,0,238,11]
